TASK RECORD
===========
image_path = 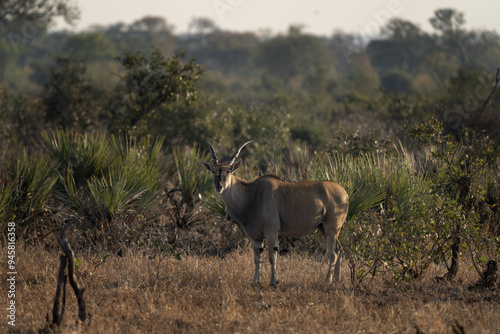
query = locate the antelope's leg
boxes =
[265,231,279,286]
[325,234,339,283]
[250,238,263,285]
[334,240,342,282]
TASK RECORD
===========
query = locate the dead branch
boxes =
[51,254,67,326]
[58,224,87,322]
[48,223,88,330]
[474,67,500,122]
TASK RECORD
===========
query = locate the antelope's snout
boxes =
[213,168,228,193]
[214,179,223,193]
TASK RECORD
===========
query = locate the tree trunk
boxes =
[444,236,460,281]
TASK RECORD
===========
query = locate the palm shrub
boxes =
[88,135,164,217]
[173,143,212,206]
[200,192,226,220]
[169,144,213,228]
[43,130,111,188]
[0,149,57,233]
[42,130,164,228]
[311,152,386,220]
[43,130,111,221]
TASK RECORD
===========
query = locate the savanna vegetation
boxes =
[0,2,499,332]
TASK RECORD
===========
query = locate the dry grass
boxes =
[3,239,499,334]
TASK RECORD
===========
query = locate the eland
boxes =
[203,141,349,285]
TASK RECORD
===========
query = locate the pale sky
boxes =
[55,0,500,36]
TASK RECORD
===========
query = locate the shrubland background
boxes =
[1,3,499,332]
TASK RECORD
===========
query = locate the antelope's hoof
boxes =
[269,280,279,286]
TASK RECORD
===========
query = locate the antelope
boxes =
[202,141,349,286]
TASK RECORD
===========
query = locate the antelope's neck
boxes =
[221,175,247,214]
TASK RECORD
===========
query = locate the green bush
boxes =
[309,149,466,281]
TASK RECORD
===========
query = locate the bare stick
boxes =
[59,224,87,322]
[52,254,67,326]
[61,271,67,326]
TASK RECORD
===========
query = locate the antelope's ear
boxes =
[231,159,242,172]
[202,160,213,172]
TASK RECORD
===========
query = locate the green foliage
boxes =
[380,69,413,94]
[42,130,164,224]
[96,134,163,216]
[110,47,204,134]
[346,186,386,222]
[310,151,427,221]
[43,130,111,190]
[367,19,431,75]
[2,10,499,152]
[0,0,80,25]
[172,144,212,206]
[42,56,103,131]
[86,162,156,215]
[383,91,417,120]
[167,144,213,228]
[308,145,494,281]
[327,128,393,157]
[64,32,116,61]
[402,116,500,279]
[0,85,46,155]
[256,25,332,81]
[0,149,57,228]
[407,116,499,203]
[114,17,176,56]
[201,192,226,219]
